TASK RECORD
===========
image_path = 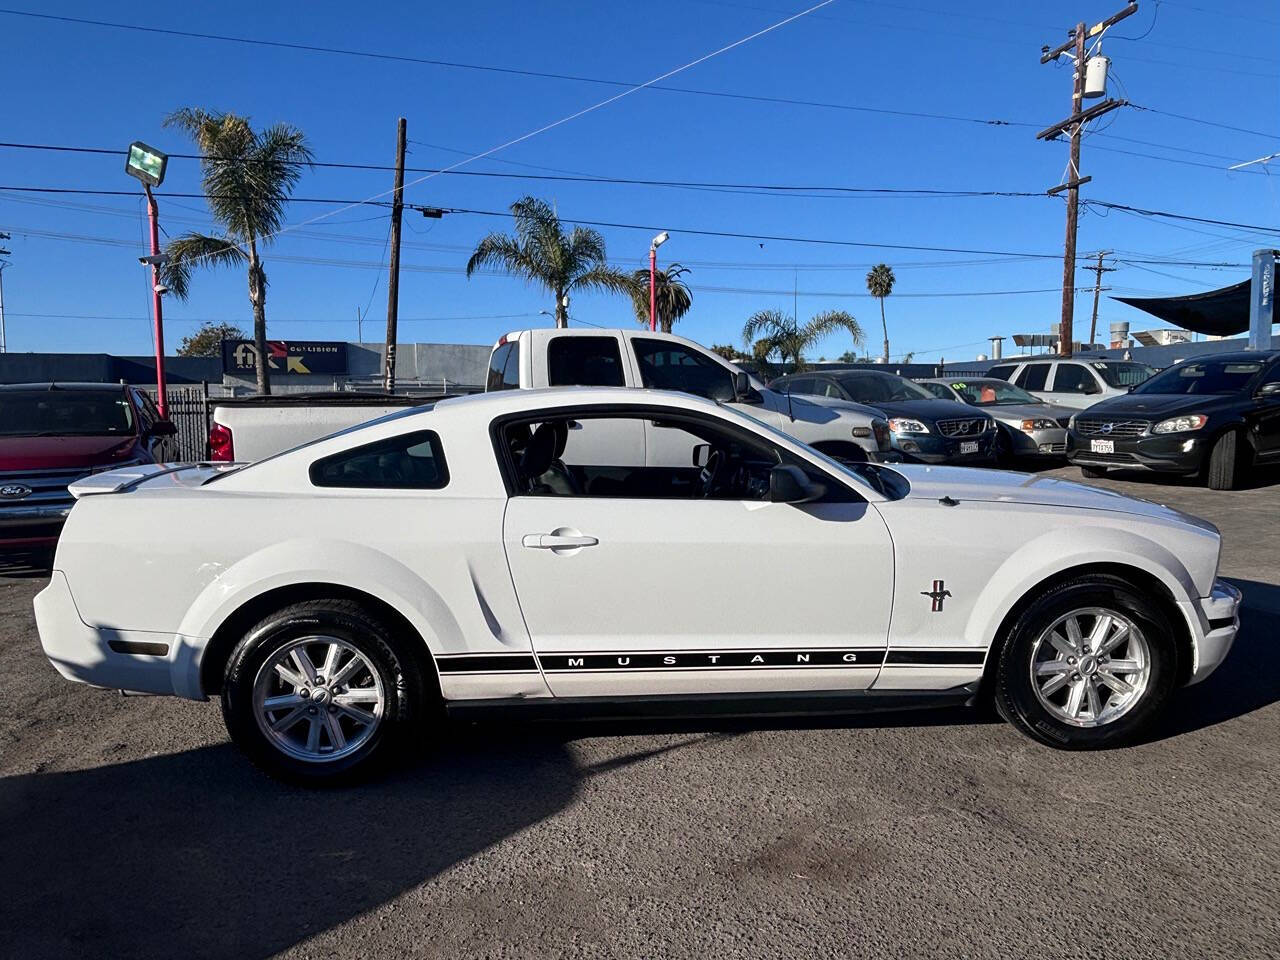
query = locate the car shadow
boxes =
[0,730,584,960]
[1151,577,1280,741]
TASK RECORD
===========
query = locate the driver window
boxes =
[502,412,820,501]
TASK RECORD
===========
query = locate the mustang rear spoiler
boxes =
[68,462,242,498]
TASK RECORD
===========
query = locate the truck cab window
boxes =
[547,337,625,387]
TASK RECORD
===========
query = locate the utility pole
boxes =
[1085,251,1115,347]
[1038,2,1137,357]
[0,233,10,354]
[383,117,407,393]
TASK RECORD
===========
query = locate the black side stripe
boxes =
[436,649,987,674]
[436,654,538,673]
[885,649,985,666]
[539,650,884,671]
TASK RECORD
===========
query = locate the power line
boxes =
[6,189,1265,267]
[1130,105,1279,141]
[0,7,1035,129]
[0,186,1065,258]
[0,141,1047,198]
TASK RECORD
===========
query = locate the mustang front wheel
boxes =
[994,575,1178,749]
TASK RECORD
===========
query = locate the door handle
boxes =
[522,533,599,549]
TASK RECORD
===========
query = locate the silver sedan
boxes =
[917,378,1073,460]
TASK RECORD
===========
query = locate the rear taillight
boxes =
[208,422,234,462]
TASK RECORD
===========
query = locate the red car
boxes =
[0,383,178,548]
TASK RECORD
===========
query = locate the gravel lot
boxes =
[1,465,1278,960]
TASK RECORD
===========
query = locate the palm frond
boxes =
[569,264,637,299]
[466,233,538,281]
[159,232,248,301]
[806,309,864,347]
[742,309,790,348]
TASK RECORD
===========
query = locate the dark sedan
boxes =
[1066,350,1280,489]
[770,369,997,464]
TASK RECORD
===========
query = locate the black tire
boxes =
[993,574,1178,750]
[1205,429,1245,490]
[220,599,431,785]
[1080,465,1108,479]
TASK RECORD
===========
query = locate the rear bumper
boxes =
[1180,579,1242,685]
[35,571,186,697]
[1067,431,1206,474]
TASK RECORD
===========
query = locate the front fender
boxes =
[171,538,461,699]
[962,524,1200,650]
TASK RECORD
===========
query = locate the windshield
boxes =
[1133,359,1262,396]
[0,390,135,437]
[944,379,1042,406]
[1093,361,1155,388]
[835,373,933,403]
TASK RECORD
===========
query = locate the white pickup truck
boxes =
[487,328,893,463]
[207,393,440,463]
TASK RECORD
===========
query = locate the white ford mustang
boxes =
[35,388,1240,782]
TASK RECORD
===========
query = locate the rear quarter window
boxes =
[1016,364,1050,391]
[310,430,449,489]
[986,365,1015,381]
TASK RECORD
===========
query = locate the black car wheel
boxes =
[993,574,1178,750]
[1205,429,1246,490]
[221,599,432,784]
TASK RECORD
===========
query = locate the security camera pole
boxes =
[125,141,171,415]
[0,233,11,354]
[649,231,669,331]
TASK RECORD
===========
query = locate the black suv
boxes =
[1066,350,1280,489]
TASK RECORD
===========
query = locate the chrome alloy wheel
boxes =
[1029,607,1151,728]
[252,636,385,763]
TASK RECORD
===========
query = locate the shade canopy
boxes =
[1113,280,1251,337]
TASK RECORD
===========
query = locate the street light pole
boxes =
[143,185,168,417]
[649,231,669,332]
[0,236,10,355]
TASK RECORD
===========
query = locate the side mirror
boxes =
[768,464,825,504]
[1258,382,1280,398]
[732,371,750,400]
[148,420,178,438]
[691,443,711,468]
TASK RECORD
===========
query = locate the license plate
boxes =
[960,441,979,455]
[1091,439,1115,454]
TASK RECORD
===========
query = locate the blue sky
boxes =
[0,0,1276,363]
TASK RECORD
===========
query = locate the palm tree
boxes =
[742,309,864,378]
[866,263,896,364]
[466,196,634,327]
[630,262,692,333]
[159,108,313,394]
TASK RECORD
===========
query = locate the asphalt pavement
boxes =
[1,463,1277,959]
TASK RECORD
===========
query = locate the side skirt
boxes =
[445,687,977,723]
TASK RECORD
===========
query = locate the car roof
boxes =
[1165,350,1280,364]
[0,381,130,392]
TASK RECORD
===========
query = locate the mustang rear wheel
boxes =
[221,599,428,784]
[993,575,1177,749]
